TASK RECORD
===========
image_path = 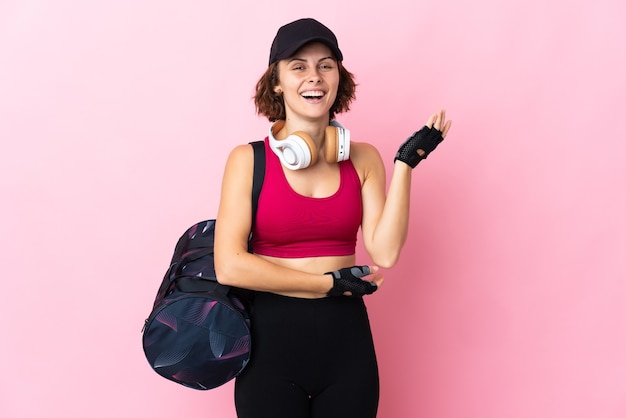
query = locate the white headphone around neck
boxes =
[268,120,351,170]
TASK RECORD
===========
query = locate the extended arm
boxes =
[359,110,452,268]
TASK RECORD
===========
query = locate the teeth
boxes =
[301,92,324,98]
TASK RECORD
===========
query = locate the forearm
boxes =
[369,110,450,265]
[369,161,413,267]
[215,250,333,298]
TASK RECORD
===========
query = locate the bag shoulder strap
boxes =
[249,140,265,227]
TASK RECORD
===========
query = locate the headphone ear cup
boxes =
[324,126,338,163]
[324,126,350,162]
[269,121,317,169]
[291,131,318,166]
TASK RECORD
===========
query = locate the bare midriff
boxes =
[256,253,357,298]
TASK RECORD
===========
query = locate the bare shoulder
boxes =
[350,141,381,159]
[349,141,385,183]
[226,143,255,166]
[222,143,256,179]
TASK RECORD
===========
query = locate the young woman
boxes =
[214,18,452,418]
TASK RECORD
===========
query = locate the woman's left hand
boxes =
[426,109,452,139]
[394,109,453,168]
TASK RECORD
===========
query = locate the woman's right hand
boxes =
[325,265,384,297]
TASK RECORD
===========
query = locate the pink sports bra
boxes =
[251,137,362,258]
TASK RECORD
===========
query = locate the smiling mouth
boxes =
[301,92,325,99]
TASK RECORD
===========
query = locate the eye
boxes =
[290,63,305,71]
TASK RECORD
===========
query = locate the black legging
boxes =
[235,292,379,418]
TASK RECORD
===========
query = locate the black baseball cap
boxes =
[269,18,343,65]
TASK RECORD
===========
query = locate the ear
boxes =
[274,86,282,94]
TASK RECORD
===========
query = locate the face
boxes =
[273,42,340,122]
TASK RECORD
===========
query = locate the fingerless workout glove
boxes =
[326,266,378,297]
[394,126,444,168]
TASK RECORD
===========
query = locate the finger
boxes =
[350,265,370,278]
[425,113,436,128]
[361,267,383,283]
[434,109,445,131]
[441,119,452,138]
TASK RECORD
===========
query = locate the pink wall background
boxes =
[1,1,625,417]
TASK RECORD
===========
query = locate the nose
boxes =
[307,68,322,83]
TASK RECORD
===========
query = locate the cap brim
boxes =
[272,37,343,63]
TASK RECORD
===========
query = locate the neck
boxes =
[279,118,329,146]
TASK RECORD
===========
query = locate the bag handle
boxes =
[248,141,265,249]
[176,276,226,296]
[249,140,265,229]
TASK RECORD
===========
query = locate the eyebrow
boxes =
[287,56,335,63]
